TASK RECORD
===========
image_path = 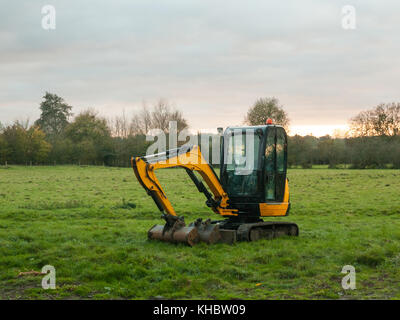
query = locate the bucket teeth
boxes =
[189,218,221,244]
[148,215,222,246]
[148,224,199,246]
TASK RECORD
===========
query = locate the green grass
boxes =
[1,165,400,299]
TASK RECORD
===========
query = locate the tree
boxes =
[169,109,189,133]
[35,92,73,137]
[110,110,130,138]
[65,109,112,164]
[2,122,30,163]
[350,102,400,137]
[137,103,153,135]
[1,122,50,164]
[130,99,188,135]
[245,97,290,129]
[0,134,10,164]
[26,126,52,163]
[317,135,346,168]
[287,135,317,168]
[150,99,188,133]
[47,137,75,164]
[0,122,7,163]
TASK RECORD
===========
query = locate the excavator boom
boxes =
[131,145,237,217]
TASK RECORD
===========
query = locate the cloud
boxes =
[1,0,400,132]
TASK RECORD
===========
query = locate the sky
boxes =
[1,1,399,136]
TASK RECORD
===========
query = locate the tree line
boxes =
[0,93,188,166]
[1,93,399,168]
[246,98,400,169]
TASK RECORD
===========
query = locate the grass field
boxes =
[1,165,400,299]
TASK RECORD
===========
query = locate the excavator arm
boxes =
[131,145,238,217]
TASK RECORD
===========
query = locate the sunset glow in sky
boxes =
[289,125,350,137]
[1,1,399,136]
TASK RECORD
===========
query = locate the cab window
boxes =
[264,127,287,202]
[265,128,276,200]
[276,129,285,173]
[223,129,261,197]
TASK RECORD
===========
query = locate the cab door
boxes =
[264,126,287,202]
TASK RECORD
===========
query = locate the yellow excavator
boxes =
[131,121,298,245]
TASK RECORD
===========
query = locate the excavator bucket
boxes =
[189,218,222,244]
[148,224,199,246]
[147,215,225,246]
[147,214,199,246]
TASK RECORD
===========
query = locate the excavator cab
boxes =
[220,125,289,217]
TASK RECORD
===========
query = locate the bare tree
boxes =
[129,99,188,135]
[116,110,129,138]
[350,103,400,137]
[151,99,171,132]
[169,109,189,133]
[15,118,31,130]
[128,103,152,135]
[129,114,143,135]
[109,111,129,138]
[139,102,153,134]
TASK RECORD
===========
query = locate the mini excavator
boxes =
[131,121,298,245]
